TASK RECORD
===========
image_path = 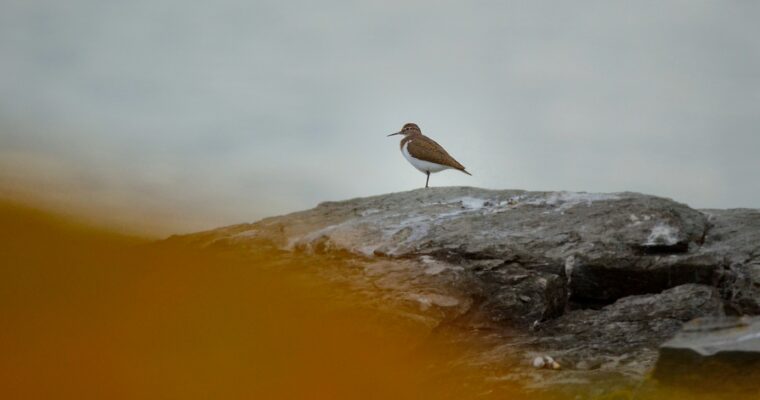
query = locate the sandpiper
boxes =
[388,123,471,188]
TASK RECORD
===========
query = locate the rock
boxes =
[531,356,560,370]
[702,209,760,314]
[532,284,724,373]
[575,359,601,371]
[458,262,567,327]
[164,187,760,392]
[653,316,760,392]
[170,188,719,302]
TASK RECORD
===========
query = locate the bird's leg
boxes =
[425,171,430,188]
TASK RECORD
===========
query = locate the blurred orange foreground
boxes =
[0,201,528,399]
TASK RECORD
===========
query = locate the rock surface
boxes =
[536,284,724,371]
[653,316,760,393]
[166,187,760,392]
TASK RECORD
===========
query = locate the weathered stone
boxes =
[170,188,720,303]
[653,316,760,392]
[533,284,724,371]
[165,187,760,392]
[456,262,567,327]
[462,284,723,394]
[702,209,760,315]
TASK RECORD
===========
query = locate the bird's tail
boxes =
[460,169,472,176]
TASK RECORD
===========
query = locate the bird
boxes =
[388,122,471,188]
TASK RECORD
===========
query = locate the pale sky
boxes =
[1,1,758,235]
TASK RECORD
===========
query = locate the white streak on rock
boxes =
[524,192,620,213]
[645,223,680,246]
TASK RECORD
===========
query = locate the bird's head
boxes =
[388,122,421,137]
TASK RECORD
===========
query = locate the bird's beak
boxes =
[387,131,402,137]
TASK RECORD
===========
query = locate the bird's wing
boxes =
[407,135,467,171]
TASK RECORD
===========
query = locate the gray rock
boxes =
[451,284,725,393]
[171,187,723,301]
[535,284,724,367]
[456,262,567,327]
[165,187,760,392]
[653,316,760,393]
[702,209,760,314]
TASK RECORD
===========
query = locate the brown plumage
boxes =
[401,135,469,172]
[388,122,471,188]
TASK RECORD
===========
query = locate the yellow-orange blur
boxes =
[1,200,753,400]
[0,200,527,399]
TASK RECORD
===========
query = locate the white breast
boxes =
[402,141,451,174]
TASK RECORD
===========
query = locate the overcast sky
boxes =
[1,1,758,235]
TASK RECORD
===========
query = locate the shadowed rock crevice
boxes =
[567,253,723,303]
[634,241,691,254]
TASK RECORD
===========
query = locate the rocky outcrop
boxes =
[166,187,760,391]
